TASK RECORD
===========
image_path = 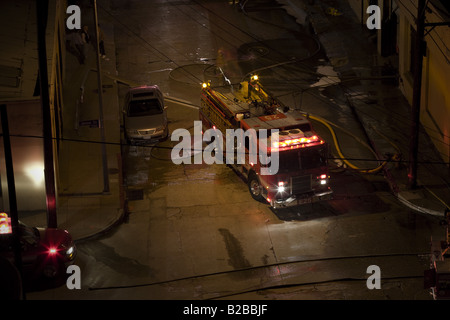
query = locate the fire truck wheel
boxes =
[248,174,264,202]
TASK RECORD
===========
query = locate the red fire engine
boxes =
[200,75,333,208]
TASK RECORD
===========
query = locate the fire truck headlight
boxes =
[277,181,286,193]
[319,174,328,185]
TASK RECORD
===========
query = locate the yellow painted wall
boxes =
[423,31,450,164]
[398,0,450,165]
[347,0,450,165]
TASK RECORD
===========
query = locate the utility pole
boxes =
[408,0,450,189]
[408,0,426,190]
[36,0,57,227]
[1,105,25,299]
[92,0,110,194]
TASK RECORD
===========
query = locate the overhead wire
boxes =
[96,2,205,85]
[240,1,450,162]
[74,0,449,247]
[87,251,428,292]
[102,0,448,146]
[102,0,449,148]
[3,132,449,166]
[161,2,450,197]
[90,2,450,170]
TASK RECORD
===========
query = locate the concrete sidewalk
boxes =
[60,3,124,242]
[279,0,450,217]
[31,2,124,242]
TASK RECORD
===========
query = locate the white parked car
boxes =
[123,85,168,144]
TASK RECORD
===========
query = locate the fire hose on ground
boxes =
[297,111,401,174]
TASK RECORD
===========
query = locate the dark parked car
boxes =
[0,213,76,289]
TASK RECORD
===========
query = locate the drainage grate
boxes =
[127,188,144,201]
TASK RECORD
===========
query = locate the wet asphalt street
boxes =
[29,0,444,300]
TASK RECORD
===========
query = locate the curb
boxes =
[397,193,444,217]
[73,208,126,243]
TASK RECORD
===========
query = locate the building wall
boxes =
[0,100,47,213]
[0,1,38,98]
[422,29,450,167]
[0,0,67,213]
[346,0,450,166]
[397,0,450,166]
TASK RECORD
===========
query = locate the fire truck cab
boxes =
[200,76,333,208]
[242,113,332,208]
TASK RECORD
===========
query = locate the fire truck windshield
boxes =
[278,145,327,173]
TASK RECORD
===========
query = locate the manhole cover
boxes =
[246,45,270,57]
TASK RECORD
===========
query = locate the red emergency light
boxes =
[272,134,321,150]
[0,212,12,234]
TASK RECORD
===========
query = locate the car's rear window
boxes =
[128,99,163,117]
